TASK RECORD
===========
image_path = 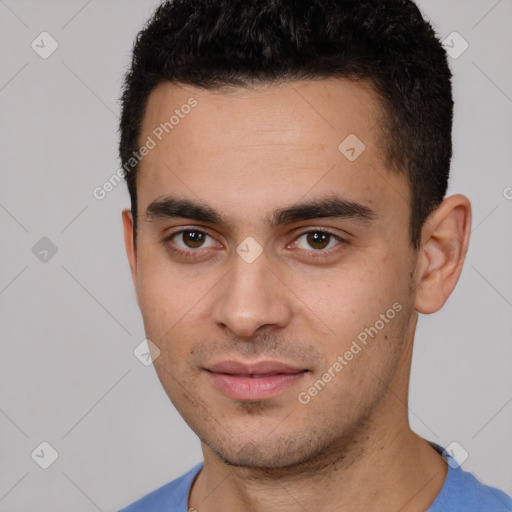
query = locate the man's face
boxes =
[123,78,420,468]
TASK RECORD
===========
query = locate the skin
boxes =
[122,77,471,511]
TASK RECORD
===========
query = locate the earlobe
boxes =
[414,194,472,314]
[121,208,140,306]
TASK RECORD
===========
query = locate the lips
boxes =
[206,360,306,376]
[205,360,308,400]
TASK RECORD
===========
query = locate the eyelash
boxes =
[162,228,346,259]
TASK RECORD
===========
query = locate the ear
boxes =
[414,194,472,314]
[122,208,140,307]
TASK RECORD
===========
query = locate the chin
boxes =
[202,431,326,470]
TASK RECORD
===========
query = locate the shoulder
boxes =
[118,462,203,512]
[428,445,511,512]
[430,464,512,511]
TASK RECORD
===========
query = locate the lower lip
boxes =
[207,371,307,401]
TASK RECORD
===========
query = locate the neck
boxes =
[189,413,447,511]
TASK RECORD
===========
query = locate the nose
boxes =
[212,250,293,339]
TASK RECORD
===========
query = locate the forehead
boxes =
[135,78,410,232]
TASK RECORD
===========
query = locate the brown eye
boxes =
[182,231,206,248]
[306,231,330,250]
[294,230,342,252]
[170,230,217,250]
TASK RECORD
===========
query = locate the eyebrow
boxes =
[145,195,377,228]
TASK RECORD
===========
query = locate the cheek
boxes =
[295,256,410,371]
[289,262,398,337]
[299,307,408,424]
[135,265,214,370]
[136,250,198,322]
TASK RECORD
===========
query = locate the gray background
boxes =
[0,1,511,510]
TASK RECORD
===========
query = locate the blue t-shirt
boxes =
[118,444,511,511]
